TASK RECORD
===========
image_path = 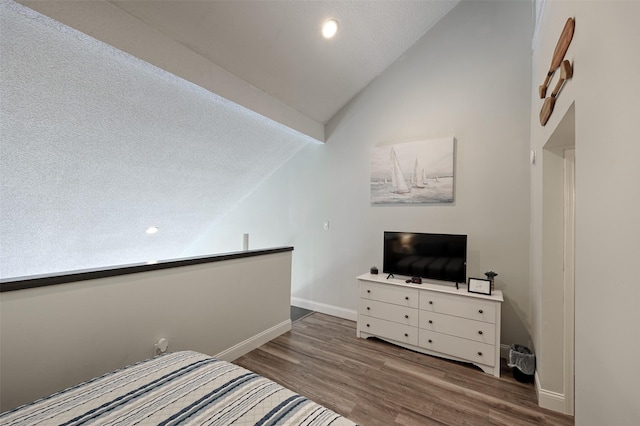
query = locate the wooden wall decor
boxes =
[540,60,573,126]
[539,17,575,126]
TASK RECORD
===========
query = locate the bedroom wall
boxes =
[530,1,640,423]
[187,1,534,349]
[0,250,292,411]
[0,0,310,279]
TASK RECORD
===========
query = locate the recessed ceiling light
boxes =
[322,19,338,39]
[146,226,159,234]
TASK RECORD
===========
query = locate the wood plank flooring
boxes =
[233,313,574,426]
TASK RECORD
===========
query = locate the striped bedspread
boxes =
[0,351,355,425]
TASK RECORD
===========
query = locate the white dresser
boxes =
[357,273,504,377]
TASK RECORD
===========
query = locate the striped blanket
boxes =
[0,351,355,425]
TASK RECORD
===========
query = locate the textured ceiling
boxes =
[108,0,459,124]
[18,0,459,140]
[1,1,311,277]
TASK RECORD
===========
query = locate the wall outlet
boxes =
[323,221,330,230]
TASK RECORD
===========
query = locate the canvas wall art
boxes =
[371,137,454,204]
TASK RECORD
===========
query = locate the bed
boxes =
[0,351,356,425]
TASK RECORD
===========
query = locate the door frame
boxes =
[563,148,575,415]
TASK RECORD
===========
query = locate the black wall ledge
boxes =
[0,247,294,293]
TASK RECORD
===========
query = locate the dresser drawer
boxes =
[419,330,495,367]
[360,282,419,308]
[359,315,419,346]
[419,291,496,323]
[359,298,418,327]
[419,311,495,344]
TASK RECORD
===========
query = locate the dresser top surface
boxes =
[357,273,504,302]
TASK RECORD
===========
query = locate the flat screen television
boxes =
[383,232,467,284]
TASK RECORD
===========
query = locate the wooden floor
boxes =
[234,313,574,426]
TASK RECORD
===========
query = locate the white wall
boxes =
[188,1,534,349]
[0,0,309,278]
[530,1,640,423]
[0,251,292,411]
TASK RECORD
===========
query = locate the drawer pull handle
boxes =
[404,315,409,319]
[404,333,409,337]
[367,307,370,310]
[429,301,433,305]
[477,351,483,356]
[405,296,409,300]
[428,320,433,324]
[366,324,370,327]
[478,309,483,314]
[428,339,432,343]
[478,330,483,335]
[367,290,371,293]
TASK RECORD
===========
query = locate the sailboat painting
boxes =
[370,137,454,204]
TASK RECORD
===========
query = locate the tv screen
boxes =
[383,232,467,284]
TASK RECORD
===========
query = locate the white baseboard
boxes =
[214,319,291,362]
[291,297,358,321]
[535,370,567,413]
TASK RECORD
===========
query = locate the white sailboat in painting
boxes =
[413,158,425,188]
[390,147,410,194]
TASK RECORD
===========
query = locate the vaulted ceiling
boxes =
[18,0,459,141]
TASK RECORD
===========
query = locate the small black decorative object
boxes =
[484,271,498,280]
[370,266,378,275]
[484,271,498,290]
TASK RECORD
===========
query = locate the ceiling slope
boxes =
[18,0,459,141]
